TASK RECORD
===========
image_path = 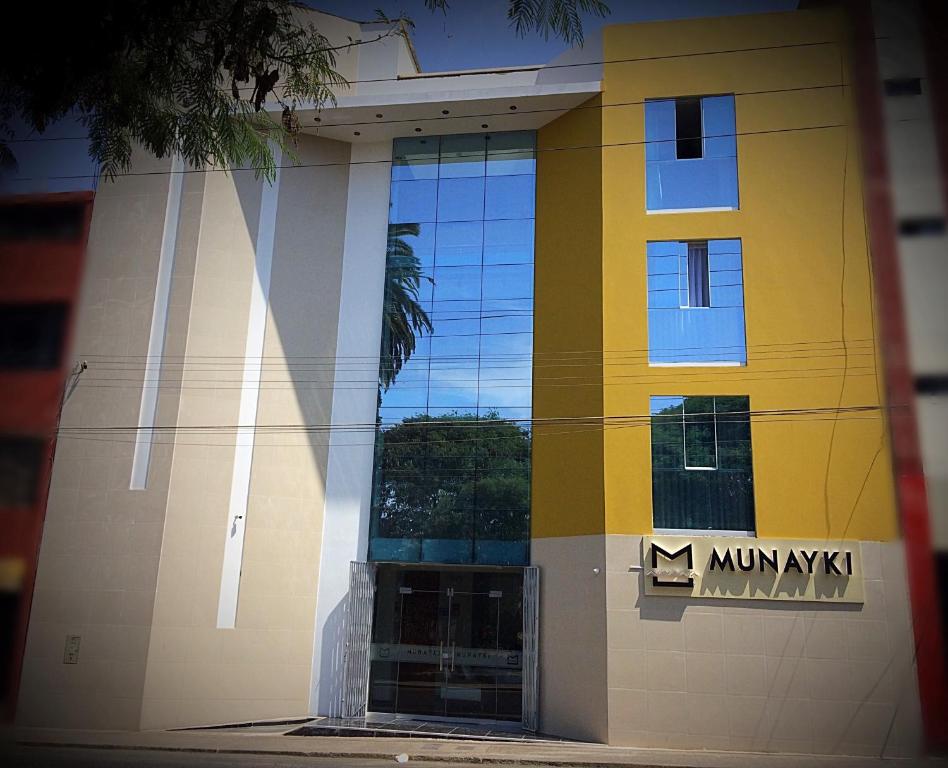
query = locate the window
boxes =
[650,396,755,533]
[0,203,85,242]
[647,238,746,364]
[0,303,68,370]
[645,94,738,211]
[675,98,703,159]
[372,132,536,567]
[684,241,710,308]
[0,436,45,506]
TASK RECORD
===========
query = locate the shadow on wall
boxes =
[229,137,349,716]
[317,597,347,718]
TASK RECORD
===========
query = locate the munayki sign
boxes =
[643,535,864,603]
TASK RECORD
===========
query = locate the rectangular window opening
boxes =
[0,303,68,370]
[0,436,46,506]
[647,238,745,365]
[650,395,755,532]
[685,241,710,308]
[0,203,86,242]
[675,98,703,159]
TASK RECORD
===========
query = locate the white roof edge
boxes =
[399,64,544,79]
[329,81,602,110]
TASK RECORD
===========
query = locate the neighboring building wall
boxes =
[597,8,919,755]
[533,97,607,742]
[0,192,91,720]
[140,135,350,729]
[862,0,948,747]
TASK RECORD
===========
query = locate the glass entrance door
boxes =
[368,566,523,722]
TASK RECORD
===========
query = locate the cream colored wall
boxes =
[17,150,200,729]
[139,135,349,729]
[604,535,921,757]
[532,536,608,743]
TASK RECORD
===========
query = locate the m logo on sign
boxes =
[650,542,695,589]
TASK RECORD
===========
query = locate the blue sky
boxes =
[309,0,798,71]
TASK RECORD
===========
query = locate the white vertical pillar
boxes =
[309,141,391,715]
[216,147,283,629]
[130,154,184,489]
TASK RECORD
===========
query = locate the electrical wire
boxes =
[52,403,887,436]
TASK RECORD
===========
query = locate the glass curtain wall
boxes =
[369,132,536,566]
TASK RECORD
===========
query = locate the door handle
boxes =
[439,641,443,672]
[451,644,456,672]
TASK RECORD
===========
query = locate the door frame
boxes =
[343,561,539,731]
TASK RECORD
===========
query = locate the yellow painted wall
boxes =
[533,96,606,538]
[535,8,899,542]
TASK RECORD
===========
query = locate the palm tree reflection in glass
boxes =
[380,223,432,391]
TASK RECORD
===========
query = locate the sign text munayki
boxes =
[642,535,864,603]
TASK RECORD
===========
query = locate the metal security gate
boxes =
[342,561,376,718]
[521,566,539,732]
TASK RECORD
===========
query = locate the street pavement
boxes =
[2,744,484,768]
[4,725,948,768]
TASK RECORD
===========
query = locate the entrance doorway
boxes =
[368,566,524,722]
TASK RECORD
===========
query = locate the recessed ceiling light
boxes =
[314,117,321,123]
[376,113,383,118]
[481,124,489,129]
[354,131,361,136]
[442,109,450,115]
[415,127,423,133]
[509,105,517,110]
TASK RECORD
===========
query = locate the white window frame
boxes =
[678,240,711,310]
[654,528,755,537]
[682,396,718,470]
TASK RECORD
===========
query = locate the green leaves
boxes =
[425,0,610,44]
[506,0,610,44]
[0,0,348,181]
[0,0,609,182]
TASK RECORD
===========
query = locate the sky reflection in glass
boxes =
[371,132,536,566]
[647,239,747,364]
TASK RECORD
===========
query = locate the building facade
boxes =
[0,192,92,719]
[10,5,931,758]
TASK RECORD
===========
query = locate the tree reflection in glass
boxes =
[370,131,536,566]
[380,223,433,390]
[650,395,755,532]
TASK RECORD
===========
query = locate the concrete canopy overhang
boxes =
[284,73,602,143]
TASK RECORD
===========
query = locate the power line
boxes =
[53,404,887,436]
[74,360,880,385]
[54,410,887,454]
[81,344,878,366]
[4,122,849,183]
[4,79,853,145]
[78,338,878,361]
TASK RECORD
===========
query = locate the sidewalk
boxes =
[5,726,948,768]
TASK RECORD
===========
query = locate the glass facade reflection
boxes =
[645,95,739,211]
[646,238,747,364]
[369,132,536,566]
[650,395,756,532]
